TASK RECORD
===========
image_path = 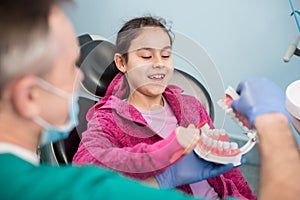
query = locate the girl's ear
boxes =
[11,76,40,119]
[114,53,127,73]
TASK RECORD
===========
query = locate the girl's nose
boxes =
[152,55,164,68]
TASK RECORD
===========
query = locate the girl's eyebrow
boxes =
[162,46,172,50]
[135,46,172,51]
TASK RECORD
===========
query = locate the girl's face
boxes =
[124,27,174,98]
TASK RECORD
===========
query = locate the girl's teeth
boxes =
[149,74,165,79]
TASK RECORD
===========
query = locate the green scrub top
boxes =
[0,153,196,200]
[0,153,238,200]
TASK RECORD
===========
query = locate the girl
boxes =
[73,16,256,199]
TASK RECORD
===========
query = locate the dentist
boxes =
[231,78,300,200]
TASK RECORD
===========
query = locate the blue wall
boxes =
[66,0,300,142]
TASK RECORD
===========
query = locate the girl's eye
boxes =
[137,50,152,59]
[141,56,152,59]
[161,50,171,58]
[162,53,171,58]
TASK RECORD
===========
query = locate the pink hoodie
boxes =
[73,73,256,199]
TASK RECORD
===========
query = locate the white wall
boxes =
[65,0,300,143]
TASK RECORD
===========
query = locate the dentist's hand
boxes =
[231,78,290,127]
[155,151,235,188]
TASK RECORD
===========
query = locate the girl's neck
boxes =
[127,93,164,111]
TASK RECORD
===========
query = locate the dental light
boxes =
[283,35,300,62]
[283,0,300,62]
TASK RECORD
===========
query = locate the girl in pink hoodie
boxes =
[73,16,256,200]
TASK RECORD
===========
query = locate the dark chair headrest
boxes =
[40,35,121,165]
[77,40,119,98]
[78,34,93,47]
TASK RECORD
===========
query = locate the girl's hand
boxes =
[175,124,200,154]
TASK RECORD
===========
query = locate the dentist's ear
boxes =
[11,76,40,118]
[114,53,127,73]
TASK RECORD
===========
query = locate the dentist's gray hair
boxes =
[0,0,71,97]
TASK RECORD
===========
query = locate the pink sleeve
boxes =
[196,99,214,128]
[73,119,184,179]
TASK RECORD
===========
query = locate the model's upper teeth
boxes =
[149,74,165,79]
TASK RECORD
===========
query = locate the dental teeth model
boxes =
[194,86,257,166]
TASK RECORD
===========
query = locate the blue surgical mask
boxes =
[33,79,80,146]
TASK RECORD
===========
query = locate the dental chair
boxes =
[39,34,214,165]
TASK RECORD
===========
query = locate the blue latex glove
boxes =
[231,78,290,127]
[155,151,235,188]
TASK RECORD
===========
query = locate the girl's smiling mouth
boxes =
[148,73,166,80]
